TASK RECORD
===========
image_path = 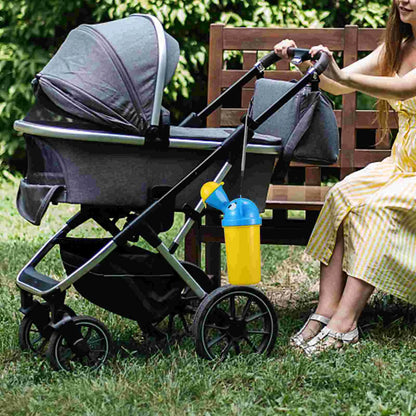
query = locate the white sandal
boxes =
[290,313,330,347]
[302,326,360,356]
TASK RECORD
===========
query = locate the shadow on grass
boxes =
[110,293,416,365]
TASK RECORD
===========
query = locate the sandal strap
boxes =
[327,327,359,343]
[292,312,330,340]
[306,326,359,347]
[309,313,331,326]
[307,326,331,346]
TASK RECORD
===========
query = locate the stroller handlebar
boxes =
[258,51,281,68]
[287,47,330,75]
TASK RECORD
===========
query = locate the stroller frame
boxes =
[16,39,329,368]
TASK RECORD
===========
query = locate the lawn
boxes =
[0,177,415,416]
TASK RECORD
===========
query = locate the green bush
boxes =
[0,0,391,168]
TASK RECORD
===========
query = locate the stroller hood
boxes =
[35,14,180,134]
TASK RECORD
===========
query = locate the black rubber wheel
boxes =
[18,304,75,355]
[47,316,113,371]
[193,285,278,360]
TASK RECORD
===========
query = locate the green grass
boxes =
[0,178,415,416]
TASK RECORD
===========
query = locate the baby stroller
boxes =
[14,14,329,370]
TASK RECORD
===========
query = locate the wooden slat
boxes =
[334,110,342,127]
[221,70,301,88]
[340,25,358,179]
[223,28,345,50]
[276,60,290,70]
[242,50,257,68]
[242,89,254,108]
[356,111,398,128]
[266,185,331,210]
[185,223,201,265]
[305,167,321,185]
[242,51,257,107]
[357,29,385,50]
[291,159,340,168]
[207,24,225,127]
[354,149,391,166]
[221,27,382,53]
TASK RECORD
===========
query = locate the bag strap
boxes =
[274,91,321,182]
[239,97,254,197]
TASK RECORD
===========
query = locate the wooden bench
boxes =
[185,24,398,284]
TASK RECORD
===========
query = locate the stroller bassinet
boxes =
[15,14,280,226]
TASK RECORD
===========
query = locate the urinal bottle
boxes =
[200,182,261,285]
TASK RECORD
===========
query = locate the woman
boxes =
[274,0,416,355]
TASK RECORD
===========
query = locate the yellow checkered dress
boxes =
[306,93,416,305]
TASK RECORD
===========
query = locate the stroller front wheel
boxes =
[193,285,278,360]
[47,316,113,371]
[19,303,75,355]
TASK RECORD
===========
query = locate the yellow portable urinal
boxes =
[201,182,262,285]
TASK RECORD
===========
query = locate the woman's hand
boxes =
[274,39,297,58]
[309,45,346,83]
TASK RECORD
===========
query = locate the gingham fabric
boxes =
[306,90,416,305]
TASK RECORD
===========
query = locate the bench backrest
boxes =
[207,24,397,185]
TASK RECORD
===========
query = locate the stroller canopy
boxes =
[35,14,180,134]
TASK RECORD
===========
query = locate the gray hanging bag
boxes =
[251,78,339,180]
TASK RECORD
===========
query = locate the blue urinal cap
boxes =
[222,198,262,227]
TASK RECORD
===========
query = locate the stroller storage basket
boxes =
[59,238,186,324]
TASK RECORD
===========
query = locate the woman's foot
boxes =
[302,326,359,356]
[290,313,330,347]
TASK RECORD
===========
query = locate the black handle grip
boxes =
[287,47,314,62]
[259,51,281,68]
[312,52,330,75]
[287,47,329,75]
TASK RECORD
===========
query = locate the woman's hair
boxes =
[377,1,413,137]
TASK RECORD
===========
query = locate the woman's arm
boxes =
[311,44,416,101]
[337,70,416,101]
[305,44,384,96]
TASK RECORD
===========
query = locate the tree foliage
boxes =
[0,0,392,167]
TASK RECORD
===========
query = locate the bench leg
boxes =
[205,212,222,288]
[185,220,201,267]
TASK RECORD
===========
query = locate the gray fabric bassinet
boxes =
[16,120,280,225]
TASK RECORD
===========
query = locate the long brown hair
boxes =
[378,1,413,137]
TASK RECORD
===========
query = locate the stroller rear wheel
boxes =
[193,285,278,360]
[47,316,113,371]
[19,303,75,354]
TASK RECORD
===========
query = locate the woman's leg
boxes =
[298,225,348,338]
[325,275,374,334]
[315,225,348,318]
